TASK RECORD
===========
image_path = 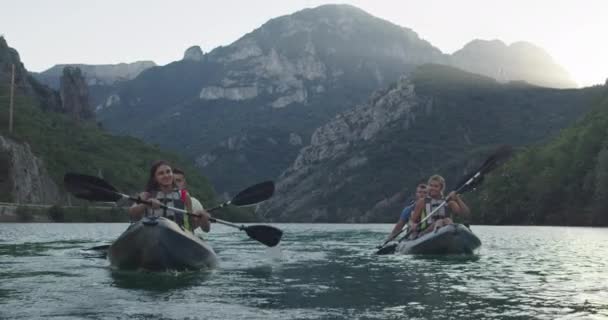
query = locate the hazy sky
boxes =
[1,0,606,87]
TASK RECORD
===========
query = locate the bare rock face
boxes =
[0,36,33,96]
[195,4,446,110]
[183,45,204,62]
[93,5,578,199]
[0,36,61,112]
[259,76,420,221]
[60,66,94,120]
[34,61,157,89]
[0,135,60,204]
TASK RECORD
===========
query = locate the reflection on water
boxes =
[0,223,607,319]
[110,269,213,291]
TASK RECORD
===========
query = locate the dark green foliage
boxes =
[59,205,128,222]
[267,65,604,222]
[469,88,608,226]
[0,83,261,221]
[215,207,258,222]
[0,150,11,202]
[0,85,215,205]
[47,205,64,222]
[46,204,129,222]
[15,206,34,222]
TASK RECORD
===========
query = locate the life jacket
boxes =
[419,196,449,231]
[145,189,191,231]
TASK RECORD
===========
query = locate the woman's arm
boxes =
[128,192,155,220]
[388,220,406,240]
[409,199,425,229]
[447,192,470,216]
[129,192,161,221]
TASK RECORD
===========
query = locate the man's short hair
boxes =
[172,168,185,176]
[416,179,427,189]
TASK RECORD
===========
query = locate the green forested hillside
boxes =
[470,85,608,226]
[0,85,257,220]
[262,65,605,222]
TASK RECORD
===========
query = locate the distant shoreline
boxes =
[0,203,128,223]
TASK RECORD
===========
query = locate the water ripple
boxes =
[0,223,607,319]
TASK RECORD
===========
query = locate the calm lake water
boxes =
[0,223,607,320]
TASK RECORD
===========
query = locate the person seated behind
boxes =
[128,160,210,232]
[409,174,470,237]
[386,181,427,241]
[172,167,210,233]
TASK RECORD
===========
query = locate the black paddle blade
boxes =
[376,243,397,255]
[244,225,283,247]
[454,145,513,193]
[479,145,513,175]
[232,181,275,206]
[64,173,122,202]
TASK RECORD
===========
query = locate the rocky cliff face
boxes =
[260,76,422,221]
[0,37,34,96]
[94,5,578,199]
[60,66,94,120]
[97,4,447,195]
[196,4,446,109]
[0,135,60,204]
[183,46,204,62]
[259,64,599,222]
[33,61,157,89]
[0,36,61,112]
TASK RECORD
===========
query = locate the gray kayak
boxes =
[396,223,481,255]
[109,216,219,271]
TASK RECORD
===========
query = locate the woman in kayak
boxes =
[408,175,469,236]
[386,181,427,241]
[128,160,211,232]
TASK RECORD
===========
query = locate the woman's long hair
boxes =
[145,160,175,192]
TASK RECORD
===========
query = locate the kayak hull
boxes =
[109,216,218,271]
[396,223,481,255]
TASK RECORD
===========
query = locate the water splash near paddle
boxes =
[265,245,284,263]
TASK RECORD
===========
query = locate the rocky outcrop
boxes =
[0,36,62,112]
[0,135,61,204]
[199,86,259,100]
[0,36,34,96]
[95,4,578,197]
[259,76,421,221]
[183,46,204,61]
[33,61,156,89]
[95,4,447,195]
[194,4,446,110]
[60,66,94,120]
[259,64,599,222]
[450,39,577,88]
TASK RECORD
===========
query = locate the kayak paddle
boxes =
[65,174,283,247]
[375,145,512,255]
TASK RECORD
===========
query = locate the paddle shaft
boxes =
[77,180,252,231]
[127,194,247,229]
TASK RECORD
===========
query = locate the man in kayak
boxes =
[409,175,470,237]
[128,160,210,232]
[173,168,211,233]
[386,181,428,241]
